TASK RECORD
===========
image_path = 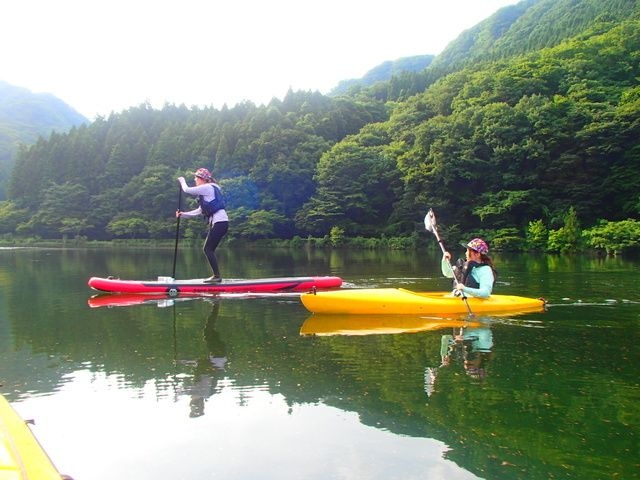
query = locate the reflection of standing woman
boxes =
[204,302,228,371]
[189,301,227,417]
[177,168,229,283]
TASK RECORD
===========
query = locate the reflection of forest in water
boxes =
[1,247,638,479]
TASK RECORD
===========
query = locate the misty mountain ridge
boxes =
[329,55,435,95]
[0,81,87,198]
[0,81,87,135]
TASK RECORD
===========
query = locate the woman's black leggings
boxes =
[203,221,229,277]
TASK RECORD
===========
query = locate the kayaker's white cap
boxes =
[461,238,489,254]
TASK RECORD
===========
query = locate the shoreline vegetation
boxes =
[1,214,638,256]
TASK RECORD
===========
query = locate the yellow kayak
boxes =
[300,314,482,336]
[0,394,66,480]
[300,288,546,315]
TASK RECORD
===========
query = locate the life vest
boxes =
[198,184,226,217]
[461,261,484,288]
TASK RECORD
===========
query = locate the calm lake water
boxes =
[0,245,638,480]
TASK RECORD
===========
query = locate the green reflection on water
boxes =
[0,246,638,479]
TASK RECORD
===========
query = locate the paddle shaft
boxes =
[427,212,460,280]
[172,186,182,278]
[430,223,449,256]
[426,210,474,316]
[431,220,463,283]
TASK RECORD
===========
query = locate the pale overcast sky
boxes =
[2,0,518,120]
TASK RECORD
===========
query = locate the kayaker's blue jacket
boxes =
[441,258,494,298]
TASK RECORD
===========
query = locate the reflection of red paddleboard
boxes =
[88,275,342,295]
[88,293,194,308]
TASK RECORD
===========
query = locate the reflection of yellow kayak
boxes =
[300,288,546,315]
[300,314,482,336]
[0,394,65,479]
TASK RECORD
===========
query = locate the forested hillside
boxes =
[360,0,639,103]
[1,0,639,253]
[432,0,639,68]
[3,94,387,241]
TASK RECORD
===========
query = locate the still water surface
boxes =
[0,245,638,479]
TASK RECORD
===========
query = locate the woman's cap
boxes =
[194,168,212,181]
[461,238,489,254]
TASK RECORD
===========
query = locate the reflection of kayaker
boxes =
[425,324,495,396]
[458,326,494,379]
[442,325,494,378]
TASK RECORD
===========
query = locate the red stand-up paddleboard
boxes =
[88,275,342,295]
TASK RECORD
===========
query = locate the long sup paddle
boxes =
[424,209,474,316]
[172,186,182,279]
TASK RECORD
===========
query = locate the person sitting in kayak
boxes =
[442,238,496,298]
[177,168,229,283]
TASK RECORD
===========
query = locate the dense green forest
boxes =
[1,0,639,253]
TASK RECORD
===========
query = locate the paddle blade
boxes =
[424,209,437,233]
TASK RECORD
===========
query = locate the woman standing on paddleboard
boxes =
[442,238,496,298]
[177,168,229,283]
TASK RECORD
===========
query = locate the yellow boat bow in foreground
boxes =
[0,394,68,480]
